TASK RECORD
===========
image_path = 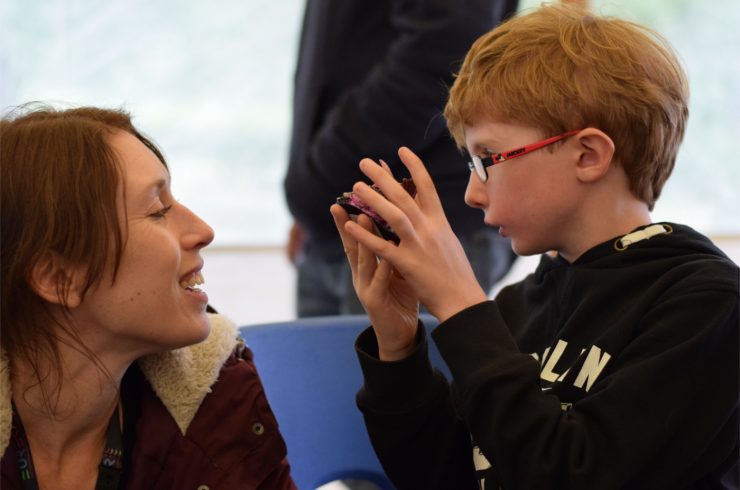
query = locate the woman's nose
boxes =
[181,205,215,250]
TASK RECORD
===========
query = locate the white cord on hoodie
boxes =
[614,223,672,251]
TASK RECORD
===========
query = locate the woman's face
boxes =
[73,130,215,359]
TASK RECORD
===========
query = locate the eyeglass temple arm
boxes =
[496,129,582,162]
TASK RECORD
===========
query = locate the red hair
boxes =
[445,4,689,209]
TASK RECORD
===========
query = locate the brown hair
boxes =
[1,104,167,405]
[444,3,689,209]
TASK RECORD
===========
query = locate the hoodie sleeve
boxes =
[433,286,739,489]
[355,323,479,490]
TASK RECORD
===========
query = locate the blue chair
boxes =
[238,314,447,490]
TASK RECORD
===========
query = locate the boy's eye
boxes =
[150,205,173,218]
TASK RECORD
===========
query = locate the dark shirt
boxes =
[284,0,518,255]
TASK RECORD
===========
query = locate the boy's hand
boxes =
[331,205,420,361]
[338,147,488,323]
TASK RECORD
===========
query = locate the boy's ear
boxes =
[573,128,615,183]
[29,251,85,309]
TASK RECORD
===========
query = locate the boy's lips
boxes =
[484,217,502,229]
[486,220,508,237]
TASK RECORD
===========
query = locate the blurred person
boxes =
[0,105,296,489]
[284,0,519,317]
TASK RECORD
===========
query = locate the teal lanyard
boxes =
[11,403,124,490]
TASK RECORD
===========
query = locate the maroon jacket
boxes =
[1,315,296,489]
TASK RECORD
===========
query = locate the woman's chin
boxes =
[171,316,213,349]
[190,316,213,343]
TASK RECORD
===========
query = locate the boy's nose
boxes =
[464,172,487,210]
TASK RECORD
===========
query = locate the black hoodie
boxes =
[356,223,739,489]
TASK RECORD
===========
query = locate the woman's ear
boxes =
[574,128,615,183]
[29,251,84,309]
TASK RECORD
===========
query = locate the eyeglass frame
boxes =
[468,129,582,183]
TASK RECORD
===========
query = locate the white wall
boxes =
[203,237,740,327]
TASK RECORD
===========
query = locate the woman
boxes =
[0,105,296,489]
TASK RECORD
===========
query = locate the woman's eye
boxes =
[150,205,173,219]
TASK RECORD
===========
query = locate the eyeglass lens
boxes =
[469,155,488,182]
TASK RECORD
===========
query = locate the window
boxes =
[2,0,737,248]
[1,0,304,246]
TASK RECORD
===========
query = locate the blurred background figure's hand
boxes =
[287,221,307,265]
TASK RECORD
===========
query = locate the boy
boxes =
[330,4,739,490]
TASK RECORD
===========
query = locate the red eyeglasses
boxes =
[468,129,582,182]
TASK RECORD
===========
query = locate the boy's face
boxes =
[463,119,584,257]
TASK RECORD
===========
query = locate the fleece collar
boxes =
[0,313,238,453]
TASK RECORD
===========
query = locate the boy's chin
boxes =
[511,241,546,258]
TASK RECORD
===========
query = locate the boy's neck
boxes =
[559,191,652,263]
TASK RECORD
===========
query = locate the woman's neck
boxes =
[10,343,129,487]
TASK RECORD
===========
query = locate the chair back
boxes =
[238,314,446,490]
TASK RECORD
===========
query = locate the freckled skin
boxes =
[69,131,215,360]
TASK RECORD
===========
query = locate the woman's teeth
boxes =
[180,271,205,290]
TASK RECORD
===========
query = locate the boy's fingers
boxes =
[351,180,422,248]
[355,214,379,289]
[368,257,393,299]
[397,146,444,213]
[330,204,359,271]
[330,204,352,248]
[356,161,424,230]
[379,159,394,176]
[344,217,398,264]
[375,256,392,283]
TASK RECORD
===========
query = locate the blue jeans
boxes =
[296,228,516,317]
